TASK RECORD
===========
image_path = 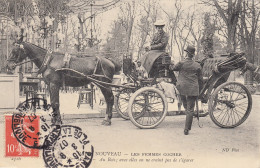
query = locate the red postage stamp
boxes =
[5,115,39,157]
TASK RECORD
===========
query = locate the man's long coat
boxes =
[170,58,203,96]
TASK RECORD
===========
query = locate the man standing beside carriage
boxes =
[170,46,203,135]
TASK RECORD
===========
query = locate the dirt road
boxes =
[62,95,260,168]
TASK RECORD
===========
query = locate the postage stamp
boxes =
[5,115,39,157]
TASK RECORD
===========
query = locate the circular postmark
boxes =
[43,125,94,168]
[12,98,61,149]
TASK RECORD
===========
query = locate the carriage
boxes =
[115,52,254,129]
[6,40,256,129]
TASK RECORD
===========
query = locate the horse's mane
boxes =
[23,42,47,53]
[30,43,46,51]
[23,42,94,58]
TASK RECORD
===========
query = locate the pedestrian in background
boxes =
[136,60,148,79]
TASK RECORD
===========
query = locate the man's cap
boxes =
[184,45,195,56]
[154,20,165,26]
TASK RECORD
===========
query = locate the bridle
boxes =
[7,42,45,70]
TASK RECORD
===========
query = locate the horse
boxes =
[6,40,121,126]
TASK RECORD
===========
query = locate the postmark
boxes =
[11,98,61,149]
[43,125,94,168]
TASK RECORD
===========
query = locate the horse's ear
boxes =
[17,35,23,44]
[17,28,24,44]
[13,42,20,47]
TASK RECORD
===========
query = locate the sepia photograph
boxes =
[0,0,259,167]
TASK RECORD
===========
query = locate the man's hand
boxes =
[169,64,174,70]
[169,60,175,70]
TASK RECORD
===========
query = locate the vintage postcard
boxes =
[0,0,259,168]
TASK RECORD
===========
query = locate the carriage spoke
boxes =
[225,109,232,126]
[233,109,243,120]
[218,110,228,124]
[235,104,247,111]
[230,109,235,126]
[235,100,249,106]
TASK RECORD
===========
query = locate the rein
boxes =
[14,58,38,66]
[56,68,136,89]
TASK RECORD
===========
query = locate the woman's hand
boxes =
[145,46,151,52]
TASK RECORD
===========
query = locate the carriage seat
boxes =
[151,53,171,78]
[201,56,227,82]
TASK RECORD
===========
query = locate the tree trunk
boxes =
[126,17,134,52]
[240,0,259,92]
[244,40,256,91]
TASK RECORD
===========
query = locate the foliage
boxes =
[201,13,215,58]
[201,0,243,52]
[102,21,127,64]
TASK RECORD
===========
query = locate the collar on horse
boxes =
[38,49,53,74]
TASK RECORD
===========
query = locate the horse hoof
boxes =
[101,120,111,126]
[51,119,63,127]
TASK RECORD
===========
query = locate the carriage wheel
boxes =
[128,87,168,129]
[114,87,135,120]
[209,82,252,128]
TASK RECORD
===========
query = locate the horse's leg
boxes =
[49,82,62,126]
[100,87,114,126]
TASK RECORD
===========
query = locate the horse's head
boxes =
[6,42,28,71]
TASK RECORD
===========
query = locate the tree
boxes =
[201,13,215,58]
[201,0,242,52]
[119,1,136,52]
[162,0,196,60]
[102,21,127,64]
[238,0,260,86]
[214,0,242,52]
[134,0,159,58]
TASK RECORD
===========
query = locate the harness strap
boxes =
[93,56,100,74]
[90,74,112,83]
[254,66,259,73]
[38,49,53,74]
[92,56,112,82]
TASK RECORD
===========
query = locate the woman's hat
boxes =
[154,20,165,26]
[184,45,195,56]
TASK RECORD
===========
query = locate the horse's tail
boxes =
[109,59,121,73]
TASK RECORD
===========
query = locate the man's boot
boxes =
[51,108,62,127]
[188,113,193,130]
[184,113,193,135]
